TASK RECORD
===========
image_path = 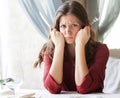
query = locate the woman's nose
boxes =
[66,26,71,34]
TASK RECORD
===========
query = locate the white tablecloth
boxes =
[1,89,120,98]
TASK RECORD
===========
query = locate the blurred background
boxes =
[0,0,120,90]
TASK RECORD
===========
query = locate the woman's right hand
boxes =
[50,28,65,47]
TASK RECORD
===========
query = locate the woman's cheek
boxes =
[75,31,79,37]
[61,32,65,37]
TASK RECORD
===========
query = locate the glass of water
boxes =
[6,64,24,96]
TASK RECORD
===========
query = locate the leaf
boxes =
[6,78,14,82]
[0,79,5,85]
[0,78,14,85]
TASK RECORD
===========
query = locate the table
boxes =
[0,88,37,98]
[1,89,120,98]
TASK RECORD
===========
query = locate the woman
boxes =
[34,0,109,94]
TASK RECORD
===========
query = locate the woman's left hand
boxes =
[75,26,90,47]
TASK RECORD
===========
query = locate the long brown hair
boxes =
[34,0,98,68]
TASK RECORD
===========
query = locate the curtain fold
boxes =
[19,0,120,41]
[98,0,120,41]
[86,0,120,41]
[19,0,63,39]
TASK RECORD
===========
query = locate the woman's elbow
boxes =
[77,88,90,94]
[77,86,102,94]
[44,82,61,94]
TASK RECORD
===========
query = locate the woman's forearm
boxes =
[75,44,89,85]
[49,45,64,84]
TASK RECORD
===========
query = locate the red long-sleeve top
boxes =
[43,43,109,94]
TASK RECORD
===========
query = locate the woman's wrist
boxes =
[75,42,85,50]
[55,42,65,49]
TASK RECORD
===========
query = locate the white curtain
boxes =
[19,0,63,40]
[86,0,120,41]
[98,0,120,41]
[19,0,120,41]
[0,38,1,80]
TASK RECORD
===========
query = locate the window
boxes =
[103,13,120,49]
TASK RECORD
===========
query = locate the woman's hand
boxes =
[49,28,65,84]
[75,26,90,85]
[50,28,65,47]
[75,26,90,47]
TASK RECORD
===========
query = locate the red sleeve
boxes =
[43,52,62,94]
[77,44,109,94]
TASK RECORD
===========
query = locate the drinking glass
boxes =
[5,64,24,96]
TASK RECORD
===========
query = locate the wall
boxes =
[1,0,46,89]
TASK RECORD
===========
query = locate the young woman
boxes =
[34,0,109,94]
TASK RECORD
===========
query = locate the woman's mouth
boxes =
[65,37,73,40]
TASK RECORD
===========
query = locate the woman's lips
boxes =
[65,37,73,40]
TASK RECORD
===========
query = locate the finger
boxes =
[50,28,56,35]
[84,26,90,34]
[86,26,91,38]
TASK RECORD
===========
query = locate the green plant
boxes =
[0,78,14,85]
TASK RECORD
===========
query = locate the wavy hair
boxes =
[34,0,99,68]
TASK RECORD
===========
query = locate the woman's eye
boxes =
[71,24,78,28]
[60,25,66,29]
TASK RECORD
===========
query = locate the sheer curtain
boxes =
[0,37,1,83]
[19,0,120,41]
[87,0,120,41]
[19,0,63,40]
[98,0,120,41]
[0,0,10,82]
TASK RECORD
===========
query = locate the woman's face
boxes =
[59,14,82,44]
